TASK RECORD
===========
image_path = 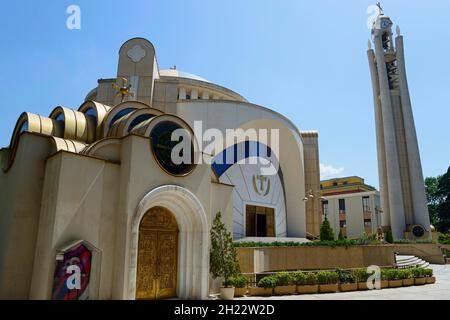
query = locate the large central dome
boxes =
[159,69,209,83]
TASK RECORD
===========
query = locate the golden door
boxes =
[136,207,178,300]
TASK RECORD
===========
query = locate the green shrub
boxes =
[352,268,369,282]
[274,272,293,286]
[356,233,380,245]
[380,268,390,281]
[316,271,339,285]
[383,269,401,280]
[336,269,355,284]
[400,269,413,279]
[424,268,433,277]
[385,230,394,244]
[305,272,318,285]
[292,272,308,285]
[258,276,277,289]
[411,267,426,278]
[320,217,335,241]
[229,275,247,288]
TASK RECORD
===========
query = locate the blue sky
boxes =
[0,0,449,188]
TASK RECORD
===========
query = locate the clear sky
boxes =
[0,0,449,188]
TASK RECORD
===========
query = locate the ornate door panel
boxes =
[156,232,178,299]
[136,207,179,300]
[136,231,158,300]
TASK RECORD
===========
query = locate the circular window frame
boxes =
[149,118,197,177]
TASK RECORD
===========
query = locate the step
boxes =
[395,255,430,269]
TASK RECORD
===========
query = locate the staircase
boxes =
[395,254,430,269]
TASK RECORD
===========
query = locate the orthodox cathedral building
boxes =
[0,38,321,300]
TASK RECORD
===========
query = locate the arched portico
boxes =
[128,185,209,300]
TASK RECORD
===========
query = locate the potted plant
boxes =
[317,271,339,293]
[209,212,240,300]
[385,269,403,288]
[401,269,415,287]
[294,271,319,294]
[424,268,436,284]
[249,276,276,296]
[273,272,296,295]
[230,275,248,297]
[411,267,426,286]
[352,268,369,290]
[337,269,357,292]
[379,269,389,289]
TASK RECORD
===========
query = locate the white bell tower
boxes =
[367,7,431,240]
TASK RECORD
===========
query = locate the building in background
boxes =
[321,176,381,239]
[367,9,431,240]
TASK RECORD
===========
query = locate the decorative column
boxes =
[395,33,431,231]
[367,47,391,227]
[373,32,406,239]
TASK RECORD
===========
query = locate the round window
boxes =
[150,121,195,176]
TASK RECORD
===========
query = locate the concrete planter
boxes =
[234,288,247,297]
[357,282,369,290]
[274,285,296,296]
[297,285,319,294]
[414,278,426,286]
[339,283,358,292]
[389,280,403,288]
[249,287,273,297]
[319,284,339,293]
[380,280,389,289]
[402,278,415,287]
[220,287,235,300]
[426,277,436,284]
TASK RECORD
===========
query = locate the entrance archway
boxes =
[136,206,179,300]
[128,185,209,300]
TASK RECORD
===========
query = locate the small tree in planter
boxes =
[273,272,296,295]
[352,268,370,290]
[401,269,415,286]
[337,269,357,292]
[294,271,318,294]
[229,275,248,297]
[210,212,240,300]
[250,276,277,296]
[320,217,335,241]
[424,268,436,284]
[317,271,339,293]
[384,269,403,288]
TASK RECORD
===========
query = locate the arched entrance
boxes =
[136,206,179,300]
[129,185,209,300]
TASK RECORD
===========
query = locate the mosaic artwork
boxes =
[52,243,92,300]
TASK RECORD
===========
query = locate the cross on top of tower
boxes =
[376,2,384,15]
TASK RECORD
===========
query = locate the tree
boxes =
[425,167,450,233]
[209,212,240,287]
[320,216,335,241]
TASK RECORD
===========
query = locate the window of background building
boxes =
[364,219,372,228]
[339,199,346,214]
[362,196,371,212]
[340,220,347,228]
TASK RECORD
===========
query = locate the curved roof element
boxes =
[159,69,209,83]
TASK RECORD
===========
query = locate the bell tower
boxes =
[367,6,431,240]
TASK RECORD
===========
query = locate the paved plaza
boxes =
[238,265,450,300]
